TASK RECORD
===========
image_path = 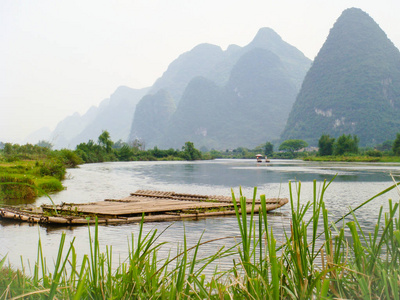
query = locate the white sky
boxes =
[1,0,399,143]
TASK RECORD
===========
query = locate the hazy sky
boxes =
[1,0,399,143]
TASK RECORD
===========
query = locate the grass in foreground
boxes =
[1,179,399,299]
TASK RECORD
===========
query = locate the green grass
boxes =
[304,155,400,162]
[0,160,64,205]
[1,179,399,299]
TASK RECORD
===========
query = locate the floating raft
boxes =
[0,190,288,225]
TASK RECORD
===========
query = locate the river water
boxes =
[1,159,400,272]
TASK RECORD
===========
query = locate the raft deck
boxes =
[0,190,288,225]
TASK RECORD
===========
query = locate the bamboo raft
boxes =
[0,190,288,225]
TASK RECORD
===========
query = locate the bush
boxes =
[36,177,64,194]
[38,159,66,181]
[0,174,37,202]
[366,149,383,157]
[53,149,83,168]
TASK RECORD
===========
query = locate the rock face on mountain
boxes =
[51,86,148,149]
[281,8,400,146]
[129,90,176,147]
[149,44,225,103]
[158,49,298,149]
[130,28,311,149]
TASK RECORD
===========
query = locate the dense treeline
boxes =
[75,131,204,163]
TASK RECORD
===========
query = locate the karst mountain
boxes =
[281,8,400,146]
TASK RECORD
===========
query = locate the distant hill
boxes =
[157,48,298,150]
[149,44,225,104]
[281,8,400,146]
[43,27,311,150]
[150,27,310,105]
[23,127,52,145]
[129,89,176,147]
[50,86,149,149]
[130,28,311,149]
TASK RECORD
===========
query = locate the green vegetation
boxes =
[393,133,400,156]
[333,134,359,155]
[318,134,335,156]
[306,132,400,162]
[281,8,400,146]
[75,131,205,163]
[1,179,399,299]
[264,141,274,156]
[278,139,308,154]
[0,132,207,204]
[0,144,82,204]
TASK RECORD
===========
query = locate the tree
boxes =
[181,141,202,161]
[279,139,308,154]
[264,142,274,156]
[36,140,53,149]
[318,134,335,156]
[333,134,359,155]
[393,133,400,156]
[98,130,114,153]
[376,140,393,152]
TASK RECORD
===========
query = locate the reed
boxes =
[1,178,399,299]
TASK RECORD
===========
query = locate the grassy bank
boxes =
[304,155,400,162]
[1,179,399,299]
[0,147,82,205]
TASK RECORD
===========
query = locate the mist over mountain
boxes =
[129,89,176,148]
[130,28,310,149]
[281,8,400,146]
[50,86,148,149]
[156,48,298,150]
[38,27,310,150]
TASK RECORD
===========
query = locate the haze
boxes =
[1,0,399,143]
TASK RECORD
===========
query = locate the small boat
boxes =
[265,156,270,163]
[0,190,288,225]
[256,154,263,163]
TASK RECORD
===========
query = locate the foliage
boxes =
[2,143,50,161]
[264,141,274,156]
[98,130,114,153]
[279,139,308,153]
[0,173,37,203]
[318,134,335,156]
[180,141,202,161]
[376,140,394,152]
[366,149,383,157]
[0,145,82,204]
[393,132,400,156]
[36,140,53,149]
[1,179,400,299]
[333,134,359,155]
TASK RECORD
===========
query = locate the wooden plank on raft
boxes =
[51,199,235,216]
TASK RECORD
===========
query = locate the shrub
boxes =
[0,174,37,202]
[366,149,383,157]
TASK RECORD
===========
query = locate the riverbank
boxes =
[0,160,65,205]
[303,155,400,162]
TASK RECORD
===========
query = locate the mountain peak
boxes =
[281,8,400,146]
[249,27,282,48]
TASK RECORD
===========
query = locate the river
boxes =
[1,159,400,272]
